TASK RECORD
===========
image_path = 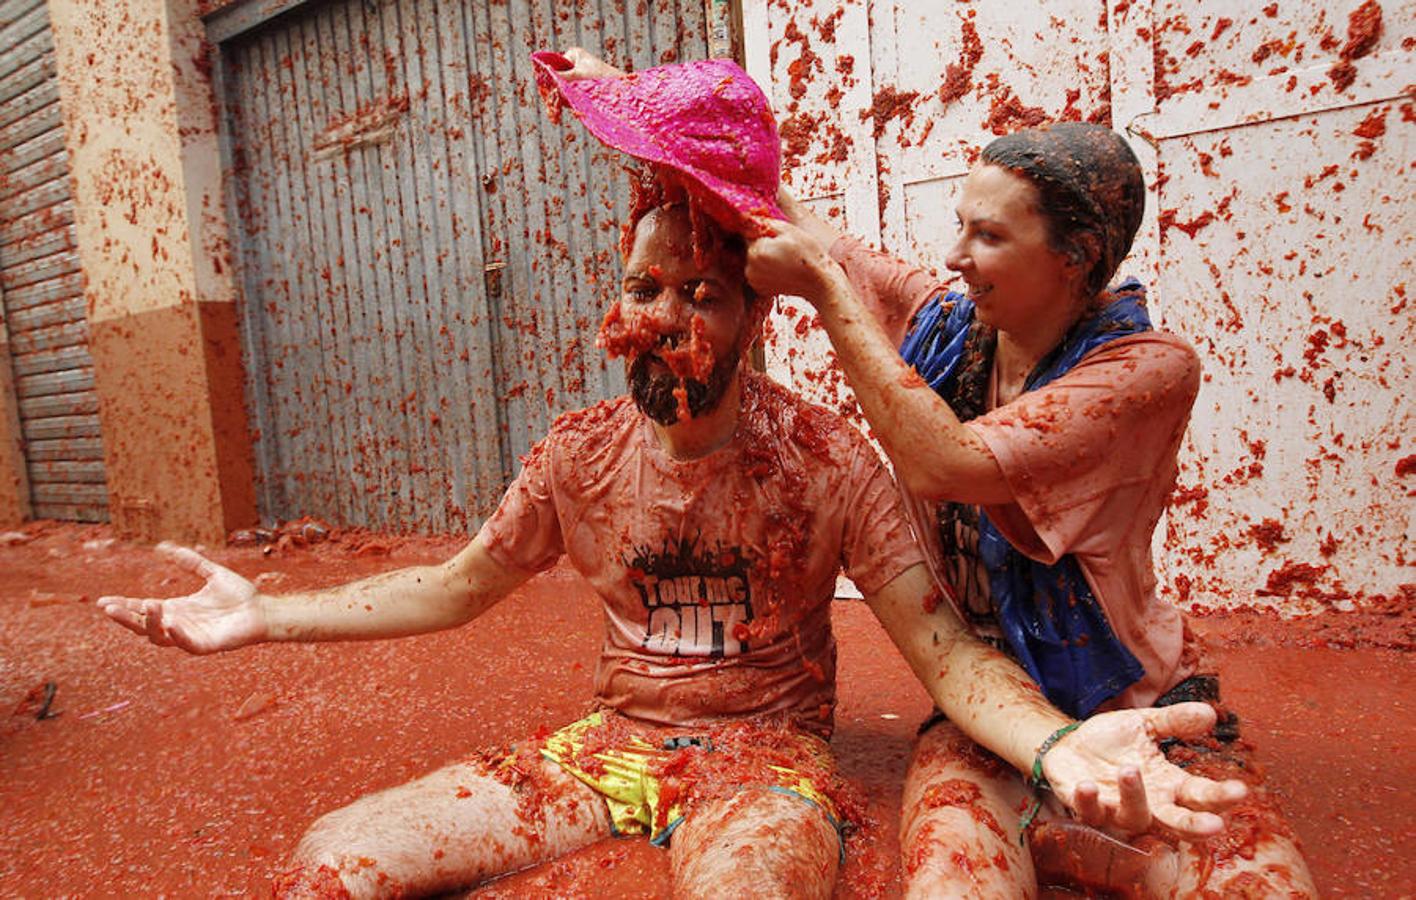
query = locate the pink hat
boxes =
[532,52,784,235]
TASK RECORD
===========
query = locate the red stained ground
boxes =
[1,523,1410,897]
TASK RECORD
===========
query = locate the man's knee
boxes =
[672,788,840,899]
[281,801,408,898]
[272,861,354,899]
[293,803,369,865]
[902,724,1025,843]
[276,809,369,899]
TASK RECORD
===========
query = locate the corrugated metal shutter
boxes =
[220,0,710,532]
[0,0,107,521]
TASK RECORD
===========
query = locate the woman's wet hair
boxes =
[980,122,1145,299]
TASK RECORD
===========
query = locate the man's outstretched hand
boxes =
[1042,702,1249,840]
[97,543,267,655]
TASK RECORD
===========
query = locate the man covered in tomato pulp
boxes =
[97,54,1246,898]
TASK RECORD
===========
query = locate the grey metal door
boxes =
[220,0,711,532]
[0,0,107,522]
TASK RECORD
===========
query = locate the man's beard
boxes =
[629,348,739,426]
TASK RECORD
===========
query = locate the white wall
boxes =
[744,0,1413,614]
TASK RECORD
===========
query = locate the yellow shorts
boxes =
[539,711,843,848]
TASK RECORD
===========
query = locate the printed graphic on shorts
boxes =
[624,534,754,657]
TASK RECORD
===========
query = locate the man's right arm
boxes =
[97,533,535,654]
[264,533,533,641]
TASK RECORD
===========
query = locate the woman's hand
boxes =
[776,187,844,251]
[745,218,843,306]
[97,543,267,654]
[559,46,625,80]
[1041,702,1248,839]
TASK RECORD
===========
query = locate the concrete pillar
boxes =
[47,0,255,543]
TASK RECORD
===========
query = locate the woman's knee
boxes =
[901,722,1036,898]
[1162,728,1317,897]
[1177,831,1318,897]
[901,806,1037,900]
[902,721,1023,834]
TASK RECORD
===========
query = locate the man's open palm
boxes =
[97,543,266,654]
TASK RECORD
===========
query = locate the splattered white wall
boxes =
[744,0,1413,613]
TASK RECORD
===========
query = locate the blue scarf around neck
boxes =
[899,279,1152,717]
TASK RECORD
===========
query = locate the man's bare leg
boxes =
[900,721,1038,899]
[276,750,611,898]
[670,788,840,899]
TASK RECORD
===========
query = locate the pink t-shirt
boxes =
[831,235,1199,709]
[479,370,922,737]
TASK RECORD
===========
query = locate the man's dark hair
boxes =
[621,167,755,306]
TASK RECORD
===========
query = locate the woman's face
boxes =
[945,164,1082,333]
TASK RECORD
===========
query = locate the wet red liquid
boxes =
[1,523,1410,897]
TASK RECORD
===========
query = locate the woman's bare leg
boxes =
[276,749,611,898]
[670,788,840,899]
[900,721,1037,899]
[1171,793,1318,896]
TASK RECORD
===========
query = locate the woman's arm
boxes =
[868,566,1063,770]
[866,565,1246,838]
[747,222,1011,504]
[559,46,626,79]
[777,190,943,345]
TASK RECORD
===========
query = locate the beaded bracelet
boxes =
[1017,721,1082,841]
